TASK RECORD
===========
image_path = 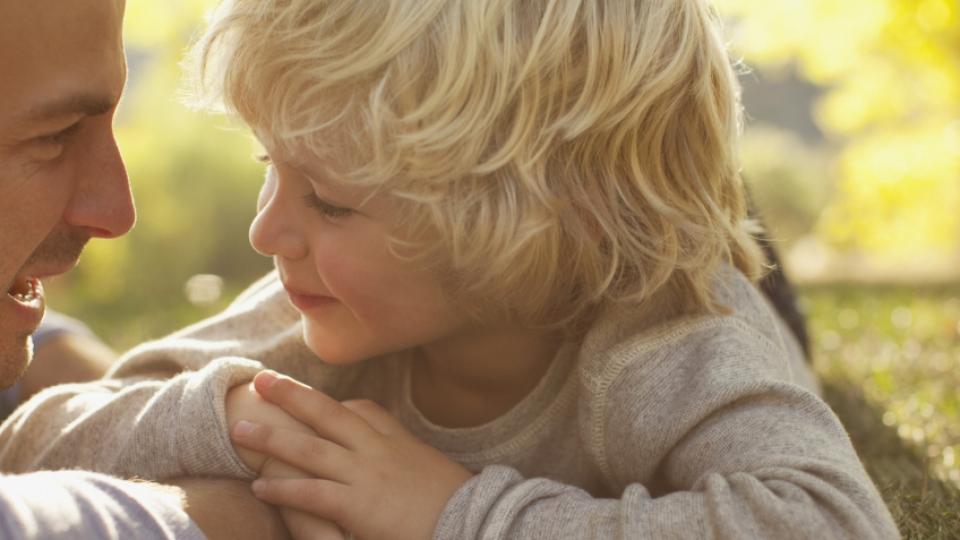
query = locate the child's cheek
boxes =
[313,245,383,313]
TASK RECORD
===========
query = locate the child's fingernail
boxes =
[252,479,267,496]
[258,370,280,388]
[233,420,257,438]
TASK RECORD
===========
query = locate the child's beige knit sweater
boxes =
[0,269,898,539]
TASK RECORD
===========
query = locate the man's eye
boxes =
[37,122,82,146]
[303,194,354,219]
[255,153,272,164]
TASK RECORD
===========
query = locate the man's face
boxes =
[0,0,133,387]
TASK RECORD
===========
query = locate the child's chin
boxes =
[303,329,367,366]
[300,318,404,365]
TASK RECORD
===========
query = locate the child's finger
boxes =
[252,371,376,450]
[280,508,348,540]
[232,421,354,483]
[341,399,404,436]
[252,477,351,526]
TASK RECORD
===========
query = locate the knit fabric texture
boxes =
[0,269,897,539]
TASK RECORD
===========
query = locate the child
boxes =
[0,0,897,538]
[203,0,895,537]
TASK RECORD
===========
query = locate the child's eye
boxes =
[303,194,354,219]
[256,152,353,219]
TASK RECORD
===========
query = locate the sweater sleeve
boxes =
[0,471,204,539]
[0,272,314,481]
[0,358,262,480]
[432,321,899,539]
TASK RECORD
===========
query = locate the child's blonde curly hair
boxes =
[190,0,765,335]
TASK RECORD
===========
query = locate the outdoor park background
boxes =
[42,1,959,536]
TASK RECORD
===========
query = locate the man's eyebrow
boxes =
[24,94,117,122]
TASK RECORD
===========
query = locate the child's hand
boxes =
[226,380,348,539]
[231,370,474,540]
[258,458,348,540]
[225,380,315,473]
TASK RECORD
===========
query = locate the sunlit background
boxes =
[44,1,959,534]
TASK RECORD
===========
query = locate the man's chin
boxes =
[0,334,33,390]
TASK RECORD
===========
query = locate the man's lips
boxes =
[5,262,77,302]
[3,262,76,331]
[6,276,42,304]
[30,262,80,280]
[3,275,45,331]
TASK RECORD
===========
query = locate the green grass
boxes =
[802,284,960,539]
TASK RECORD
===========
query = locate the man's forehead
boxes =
[0,0,124,39]
[0,0,126,132]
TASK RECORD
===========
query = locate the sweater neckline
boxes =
[396,341,578,457]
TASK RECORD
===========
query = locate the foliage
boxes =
[718,0,960,257]
[740,126,831,244]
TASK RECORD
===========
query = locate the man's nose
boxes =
[63,128,136,239]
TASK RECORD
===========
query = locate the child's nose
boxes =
[249,175,309,261]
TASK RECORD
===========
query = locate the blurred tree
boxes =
[718,0,960,257]
[740,127,830,243]
[49,0,271,349]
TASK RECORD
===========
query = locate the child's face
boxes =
[250,150,472,364]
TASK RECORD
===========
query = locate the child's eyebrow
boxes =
[288,160,324,183]
[291,164,346,198]
[291,160,375,205]
[297,161,359,194]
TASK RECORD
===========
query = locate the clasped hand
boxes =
[225,371,473,540]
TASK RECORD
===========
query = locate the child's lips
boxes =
[282,283,337,311]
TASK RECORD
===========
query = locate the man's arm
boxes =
[172,477,291,540]
[0,273,318,480]
[0,356,265,480]
[0,471,201,540]
[0,472,290,540]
